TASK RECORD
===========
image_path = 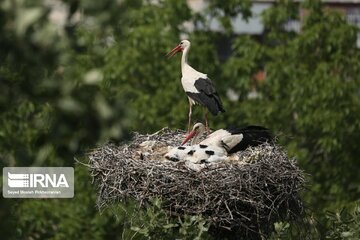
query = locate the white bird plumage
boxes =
[180,41,207,95]
[166,40,225,132]
[165,144,227,164]
[182,123,273,154]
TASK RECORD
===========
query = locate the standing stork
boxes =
[182,123,273,154]
[166,40,225,132]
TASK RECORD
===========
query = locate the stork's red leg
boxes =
[204,109,209,133]
[187,100,193,133]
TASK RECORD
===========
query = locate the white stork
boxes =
[166,40,225,132]
[182,123,273,154]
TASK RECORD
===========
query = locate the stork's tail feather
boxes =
[186,92,225,115]
[207,94,225,116]
[242,126,273,144]
[225,126,274,154]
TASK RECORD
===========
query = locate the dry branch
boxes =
[87,127,306,238]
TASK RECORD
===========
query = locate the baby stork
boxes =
[165,144,227,164]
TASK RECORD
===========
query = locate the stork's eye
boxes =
[180,42,183,45]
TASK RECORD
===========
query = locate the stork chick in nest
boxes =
[165,144,227,164]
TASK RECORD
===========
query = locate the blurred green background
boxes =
[0,0,360,239]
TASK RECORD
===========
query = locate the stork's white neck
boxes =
[190,129,205,145]
[180,46,206,79]
[181,46,190,75]
[190,134,199,145]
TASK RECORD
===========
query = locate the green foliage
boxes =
[223,0,360,209]
[271,222,291,240]
[126,199,210,240]
[266,1,360,210]
[1,0,360,239]
[325,204,360,239]
[270,203,360,239]
[15,166,119,239]
[0,0,130,238]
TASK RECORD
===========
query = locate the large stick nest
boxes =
[88,127,306,239]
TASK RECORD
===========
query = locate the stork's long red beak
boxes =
[166,45,182,59]
[181,130,196,145]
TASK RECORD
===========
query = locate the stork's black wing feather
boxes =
[194,78,216,95]
[224,126,274,154]
[186,78,225,116]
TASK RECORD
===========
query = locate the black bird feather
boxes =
[186,78,225,115]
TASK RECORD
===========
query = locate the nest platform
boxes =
[88,127,306,239]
